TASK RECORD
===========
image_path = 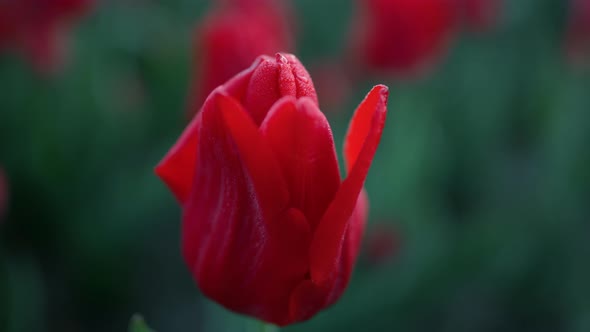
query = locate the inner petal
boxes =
[260,96,341,229]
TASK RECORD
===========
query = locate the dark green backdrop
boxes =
[1,0,589,331]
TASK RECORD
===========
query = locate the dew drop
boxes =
[296,74,309,83]
[276,53,289,64]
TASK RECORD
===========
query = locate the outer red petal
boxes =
[287,190,368,322]
[260,96,340,228]
[343,86,380,173]
[325,189,368,304]
[158,62,258,204]
[309,85,388,284]
[183,90,311,325]
[181,89,268,310]
[154,112,201,205]
[339,189,368,281]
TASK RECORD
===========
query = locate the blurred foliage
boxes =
[1,0,589,331]
[129,315,156,332]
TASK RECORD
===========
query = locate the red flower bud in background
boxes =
[350,0,456,77]
[565,0,590,67]
[0,0,93,73]
[363,222,401,266]
[457,0,500,32]
[156,53,388,326]
[188,0,293,116]
[310,61,353,112]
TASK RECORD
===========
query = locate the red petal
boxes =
[309,85,388,284]
[181,89,267,305]
[187,50,260,117]
[160,57,262,203]
[326,189,368,303]
[288,279,326,323]
[217,92,290,224]
[287,191,367,323]
[343,84,385,173]
[260,96,341,229]
[288,192,366,323]
[223,56,263,100]
[282,53,318,103]
[341,189,368,278]
[155,111,201,205]
[276,53,297,97]
[243,56,283,125]
[182,91,309,325]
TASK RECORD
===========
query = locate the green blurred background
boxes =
[1,0,589,331]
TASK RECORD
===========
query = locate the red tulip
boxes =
[0,0,92,72]
[364,223,401,266]
[156,53,388,325]
[565,0,590,67]
[351,0,456,77]
[189,0,293,116]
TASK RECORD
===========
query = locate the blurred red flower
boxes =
[156,53,388,326]
[364,223,401,266]
[310,61,353,112]
[458,0,500,31]
[351,0,456,77]
[565,0,590,67]
[0,0,93,73]
[188,0,293,116]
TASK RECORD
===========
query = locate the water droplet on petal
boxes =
[276,53,289,64]
[296,74,309,83]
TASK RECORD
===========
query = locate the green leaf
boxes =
[128,314,156,332]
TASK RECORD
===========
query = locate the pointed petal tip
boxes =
[154,156,189,204]
[154,162,164,180]
[372,84,389,117]
[154,154,176,182]
[373,84,390,98]
[375,84,389,91]
[343,84,389,173]
[310,85,389,285]
[276,52,289,64]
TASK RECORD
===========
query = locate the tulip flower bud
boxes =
[459,0,500,32]
[565,0,590,67]
[156,53,388,326]
[351,0,456,77]
[364,223,401,266]
[189,0,293,115]
[0,0,93,73]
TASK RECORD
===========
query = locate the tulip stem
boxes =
[259,322,279,332]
